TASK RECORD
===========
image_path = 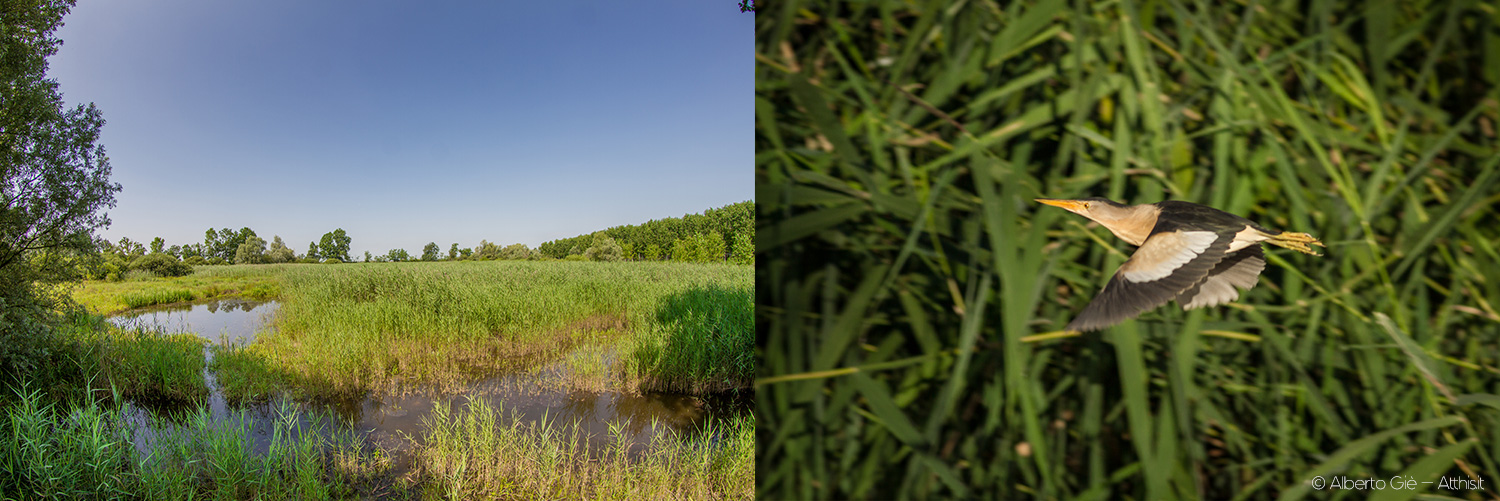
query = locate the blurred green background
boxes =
[754,0,1500,499]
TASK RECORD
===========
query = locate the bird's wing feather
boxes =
[1065,230,1231,332]
[1178,244,1265,310]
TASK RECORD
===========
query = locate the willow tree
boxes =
[0,0,121,375]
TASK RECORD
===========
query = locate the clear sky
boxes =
[49,1,750,258]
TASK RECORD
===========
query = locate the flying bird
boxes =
[1037,197,1324,332]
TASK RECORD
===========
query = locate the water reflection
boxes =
[109,298,276,343]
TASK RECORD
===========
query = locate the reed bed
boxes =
[0,387,390,499]
[238,261,752,398]
[57,314,209,403]
[756,1,1500,499]
[408,396,754,500]
[627,284,755,394]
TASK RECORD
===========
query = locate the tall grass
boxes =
[0,386,390,499]
[105,328,208,402]
[757,0,1499,498]
[259,261,752,397]
[118,288,195,309]
[628,285,755,393]
[409,396,754,500]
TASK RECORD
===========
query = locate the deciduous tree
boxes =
[318,229,350,262]
[500,243,531,260]
[266,236,294,263]
[234,236,266,264]
[421,242,440,261]
[0,0,123,376]
[584,233,622,262]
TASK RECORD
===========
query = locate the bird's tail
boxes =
[1265,230,1325,256]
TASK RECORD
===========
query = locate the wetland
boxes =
[6,261,754,499]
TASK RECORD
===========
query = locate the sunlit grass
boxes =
[257,261,752,398]
[409,396,754,500]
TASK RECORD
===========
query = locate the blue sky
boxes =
[50,1,750,258]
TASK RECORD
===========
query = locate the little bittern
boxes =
[1037,197,1324,332]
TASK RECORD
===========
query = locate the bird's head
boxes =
[1035,197,1131,222]
[1036,197,1154,245]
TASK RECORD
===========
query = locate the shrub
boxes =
[183,256,208,266]
[129,253,193,277]
[324,258,343,264]
[207,257,228,266]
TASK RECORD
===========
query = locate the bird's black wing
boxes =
[1176,244,1265,310]
[1065,230,1233,332]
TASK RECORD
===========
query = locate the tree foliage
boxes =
[265,236,294,264]
[202,227,255,261]
[500,243,532,260]
[671,231,725,263]
[421,242,440,261]
[0,0,123,377]
[234,235,266,264]
[318,229,351,263]
[584,233,622,262]
[537,201,752,263]
[129,252,191,277]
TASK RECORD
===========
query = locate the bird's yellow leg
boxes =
[1266,231,1325,256]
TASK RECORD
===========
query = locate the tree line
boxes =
[84,200,755,281]
[536,201,754,264]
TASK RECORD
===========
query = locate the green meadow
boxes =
[757,0,1500,499]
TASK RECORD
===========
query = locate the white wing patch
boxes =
[1227,226,1270,252]
[1120,231,1218,283]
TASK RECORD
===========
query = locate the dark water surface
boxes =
[107,298,749,474]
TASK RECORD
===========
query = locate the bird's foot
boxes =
[1268,231,1325,256]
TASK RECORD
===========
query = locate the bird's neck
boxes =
[1099,205,1160,246]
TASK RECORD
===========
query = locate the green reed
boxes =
[756,0,1500,498]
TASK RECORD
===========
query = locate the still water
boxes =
[107,298,747,473]
[108,298,277,344]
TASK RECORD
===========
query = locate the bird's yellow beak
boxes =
[1035,198,1086,212]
